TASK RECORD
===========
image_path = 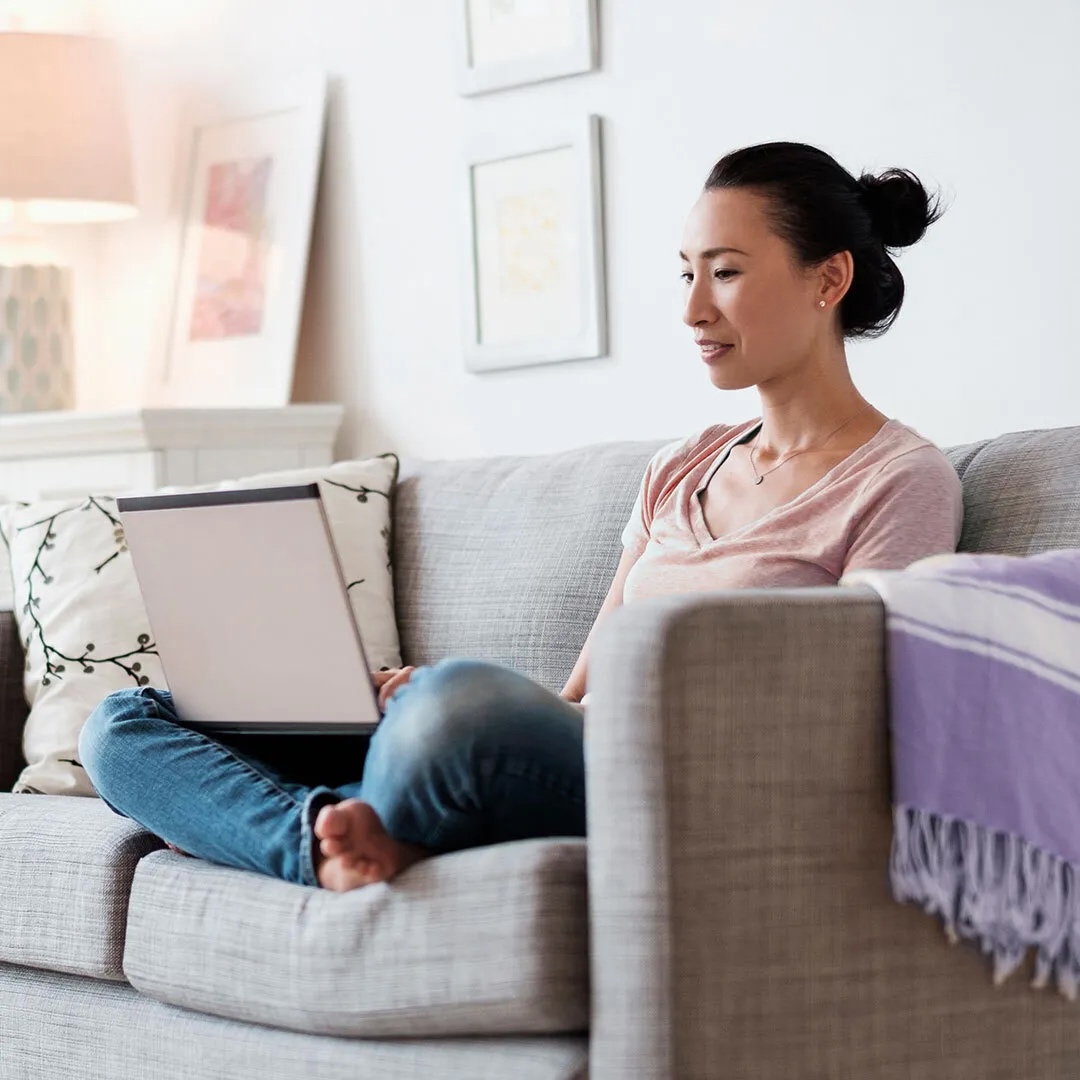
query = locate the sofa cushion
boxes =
[946,425,1080,555]
[393,440,662,689]
[0,793,162,980]
[123,839,588,1039]
[1,964,590,1080]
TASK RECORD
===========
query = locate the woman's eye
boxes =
[681,269,737,283]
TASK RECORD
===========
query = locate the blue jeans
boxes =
[78,658,586,888]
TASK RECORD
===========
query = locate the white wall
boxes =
[79,0,1080,459]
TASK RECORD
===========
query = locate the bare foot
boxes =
[164,840,193,857]
[314,799,429,892]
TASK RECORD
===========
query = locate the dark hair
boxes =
[704,141,944,339]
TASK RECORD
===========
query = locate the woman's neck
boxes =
[752,353,878,455]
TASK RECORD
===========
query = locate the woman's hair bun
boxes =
[703,142,947,338]
[857,169,941,249]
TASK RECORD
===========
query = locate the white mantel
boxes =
[0,405,345,458]
[0,404,346,501]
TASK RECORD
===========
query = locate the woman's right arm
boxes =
[559,546,641,703]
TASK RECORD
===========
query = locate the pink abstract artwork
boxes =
[189,157,274,341]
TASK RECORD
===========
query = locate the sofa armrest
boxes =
[586,587,1080,1078]
[0,609,27,792]
[589,587,1016,1079]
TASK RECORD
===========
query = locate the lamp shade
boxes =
[0,32,136,224]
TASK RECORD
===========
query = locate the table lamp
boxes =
[0,31,136,413]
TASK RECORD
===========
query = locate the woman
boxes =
[79,142,962,893]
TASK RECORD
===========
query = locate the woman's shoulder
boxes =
[872,421,960,477]
[858,420,963,505]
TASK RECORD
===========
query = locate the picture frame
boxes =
[146,71,327,408]
[455,0,599,97]
[461,113,607,374]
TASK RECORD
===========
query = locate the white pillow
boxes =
[0,454,400,796]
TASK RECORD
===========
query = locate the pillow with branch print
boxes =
[0,453,400,797]
[0,495,164,795]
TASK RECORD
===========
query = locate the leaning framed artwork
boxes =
[456,0,599,96]
[461,114,607,374]
[146,72,327,408]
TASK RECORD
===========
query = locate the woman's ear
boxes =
[819,250,854,305]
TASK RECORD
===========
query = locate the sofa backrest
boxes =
[391,424,1080,688]
[946,426,1080,556]
[392,440,660,690]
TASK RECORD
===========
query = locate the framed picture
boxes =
[456,0,599,96]
[461,114,607,373]
[146,72,327,408]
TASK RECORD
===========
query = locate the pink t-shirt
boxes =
[620,417,964,604]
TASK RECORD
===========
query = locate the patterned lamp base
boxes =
[0,264,75,413]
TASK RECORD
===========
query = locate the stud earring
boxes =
[819,300,826,308]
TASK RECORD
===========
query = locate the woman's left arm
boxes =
[841,449,964,576]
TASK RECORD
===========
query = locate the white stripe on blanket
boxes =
[888,614,1080,698]
[843,573,1080,685]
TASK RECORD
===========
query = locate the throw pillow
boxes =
[0,453,400,796]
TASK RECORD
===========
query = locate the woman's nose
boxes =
[682,277,716,328]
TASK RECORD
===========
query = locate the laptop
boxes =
[115,484,382,735]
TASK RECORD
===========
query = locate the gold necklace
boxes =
[749,403,875,486]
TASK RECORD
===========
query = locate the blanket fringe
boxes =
[892,805,1080,1000]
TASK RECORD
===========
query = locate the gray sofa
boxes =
[3,424,1080,1079]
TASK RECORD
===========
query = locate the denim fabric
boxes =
[78,659,586,888]
[351,659,586,852]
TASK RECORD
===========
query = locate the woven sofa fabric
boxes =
[123,839,589,1038]
[0,964,589,1080]
[391,440,664,688]
[585,587,1080,1080]
[943,437,991,481]
[0,793,163,980]
[949,425,1080,555]
[0,610,26,792]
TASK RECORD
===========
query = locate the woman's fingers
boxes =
[377,666,415,710]
[379,669,412,709]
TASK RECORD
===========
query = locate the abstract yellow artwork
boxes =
[495,188,563,296]
[462,116,606,371]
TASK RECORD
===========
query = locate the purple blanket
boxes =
[844,549,1080,998]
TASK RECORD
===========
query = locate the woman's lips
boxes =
[699,343,734,363]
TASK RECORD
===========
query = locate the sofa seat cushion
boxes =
[0,793,162,980]
[123,838,588,1039]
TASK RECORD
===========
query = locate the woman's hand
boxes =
[372,666,417,712]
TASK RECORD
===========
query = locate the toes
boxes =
[314,803,348,839]
[314,800,426,892]
[320,854,389,892]
[355,862,391,887]
[320,836,347,858]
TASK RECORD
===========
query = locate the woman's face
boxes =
[680,187,835,391]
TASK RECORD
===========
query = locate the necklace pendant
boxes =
[754,475,764,486]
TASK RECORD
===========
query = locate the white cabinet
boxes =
[0,405,345,501]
